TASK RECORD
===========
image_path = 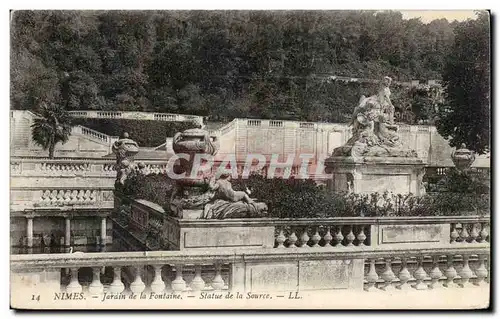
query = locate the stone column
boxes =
[100,217,107,246]
[65,217,71,247]
[26,217,33,248]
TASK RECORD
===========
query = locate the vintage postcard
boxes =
[9,9,491,310]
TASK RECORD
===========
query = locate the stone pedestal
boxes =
[325,156,426,196]
[163,215,275,251]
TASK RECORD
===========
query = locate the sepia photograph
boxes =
[8,8,491,310]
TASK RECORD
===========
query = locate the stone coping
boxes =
[325,156,425,165]
[10,243,490,271]
[10,157,169,164]
[128,198,491,226]
[165,215,490,227]
[10,206,114,218]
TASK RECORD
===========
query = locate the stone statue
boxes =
[208,174,253,203]
[332,76,417,159]
[112,132,140,186]
[169,128,268,219]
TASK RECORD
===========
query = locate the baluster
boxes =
[171,264,186,292]
[450,223,459,243]
[479,223,489,243]
[444,255,457,288]
[82,190,90,204]
[66,268,82,293]
[357,226,367,246]
[380,258,396,291]
[88,267,104,295]
[63,190,71,205]
[109,267,125,293]
[459,224,470,243]
[211,263,225,291]
[41,190,51,206]
[469,223,479,243]
[311,227,321,247]
[69,190,78,205]
[190,265,205,292]
[50,190,58,205]
[129,266,146,294]
[412,256,428,290]
[287,230,298,248]
[150,265,165,293]
[276,228,286,248]
[397,257,412,290]
[300,227,310,248]
[429,255,444,289]
[364,258,379,291]
[458,254,473,288]
[474,255,488,286]
[323,227,333,247]
[345,226,355,247]
[90,190,97,203]
[76,190,85,204]
[56,190,65,206]
[334,226,344,247]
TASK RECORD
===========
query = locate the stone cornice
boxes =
[10,207,113,218]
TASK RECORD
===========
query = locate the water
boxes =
[11,229,145,255]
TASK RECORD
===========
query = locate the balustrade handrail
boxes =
[68,110,203,122]
[10,243,489,271]
[10,157,170,165]
[166,214,490,228]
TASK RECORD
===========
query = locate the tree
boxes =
[31,104,73,158]
[436,12,490,154]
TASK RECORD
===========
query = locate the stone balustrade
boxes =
[10,157,170,177]
[131,196,489,251]
[68,110,204,126]
[271,216,490,248]
[37,189,100,207]
[10,244,489,297]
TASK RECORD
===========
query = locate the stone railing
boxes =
[10,157,172,177]
[209,119,237,137]
[10,157,116,178]
[270,216,491,248]
[125,198,489,251]
[10,158,171,210]
[68,110,204,126]
[72,125,118,144]
[10,244,489,300]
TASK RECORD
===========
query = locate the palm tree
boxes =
[31,104,73,158]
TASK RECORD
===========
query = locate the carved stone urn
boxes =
[112,132,140,186]
[451,143,476,171]
[171,128,219,177]
[170,128,220,218]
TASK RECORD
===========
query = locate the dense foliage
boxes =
[12,10,461,123]
[72,118,200,147]
[436,12,490,154]
[122,173,489,218]
[31,104,73,158]
[425,168,490,194]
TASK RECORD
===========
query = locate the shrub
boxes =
[120,173,490,218]
[72,118,200,147]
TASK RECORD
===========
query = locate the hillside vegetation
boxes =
[12,10,460,123]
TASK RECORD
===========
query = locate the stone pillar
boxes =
[100,217,107,246]
[65,217,71,247]
[26,217,33,248]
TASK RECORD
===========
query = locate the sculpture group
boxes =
[113,76,425,217]
[112,128,268,219]
[333,76,417,158]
